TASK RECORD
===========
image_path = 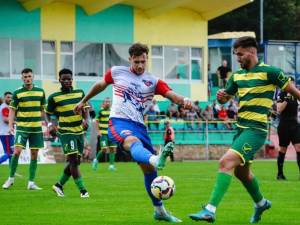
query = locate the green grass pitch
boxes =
[0,161,300,225]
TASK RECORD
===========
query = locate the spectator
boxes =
[186,108,199,129]
[217,59,231,88]
[212,100,220,120]
[163,121,175,162]
[167,102,179,119]
[218,105,231,129]
[151,99,160,114]
[146,105,158,130]
[227,100,237,120]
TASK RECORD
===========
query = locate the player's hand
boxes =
[82,120,89,130]
[217,89,230,104]
[48,123,57,137]
[183,97,193,109]
[74,101,84,114]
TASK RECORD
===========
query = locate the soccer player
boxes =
[2,68,46,190]
[0,91,14,165]
[92,97,117,171]
[189,36,300,223]
[47,68,89,198]
[75,43,192,222]
[276,76,300,180]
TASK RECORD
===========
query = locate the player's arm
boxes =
[217,73,236,104]
[170,127,175,140]
[276,92,288,114]
[82,106,89,130]
[284,82,300,101]
[216,89,231,104]
[2,108,9,123]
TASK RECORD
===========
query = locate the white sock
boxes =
[205,204,216,213]
[28,181,34,186]
[149,155,159,167]
[155,205,167,215]
[256,198,266,208]
[9,177,15,182]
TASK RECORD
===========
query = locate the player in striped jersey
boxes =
[190,37,300,223]
[46,69,89,198]
[2,68,46,190]
[92,97,117,171]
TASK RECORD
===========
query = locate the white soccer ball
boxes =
[151,176,175,200]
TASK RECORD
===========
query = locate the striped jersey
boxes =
[96,108,110,135]
[104,66,171,124]
[225,62,289,131]
[46,88,87,135]
[10,85,46,133]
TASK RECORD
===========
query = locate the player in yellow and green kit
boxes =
[92,97,117,171]
[46,69,89,198]
[2,68,46,190]
[190,36,300,223]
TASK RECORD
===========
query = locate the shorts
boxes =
[231,127,267,165]
[0,135,14,154]
[58,133,84,155]
[15,131,44,149]
[99,134,117,149]
[108,117,156,155]
[277,121,300,147]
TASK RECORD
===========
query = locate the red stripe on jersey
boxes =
[104,69,114,84]
[155,79,172,96]
[109,120,124,143]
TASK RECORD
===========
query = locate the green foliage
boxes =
[209,0,300,40]
[0,161,300,225]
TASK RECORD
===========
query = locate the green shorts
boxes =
[15,131,44,149]
[58,134,84,155]
[99,134,116,149]
[231,127,267,164]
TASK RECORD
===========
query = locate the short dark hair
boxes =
[233,36,258,49]
[21,68,33,74]
[128,43,149,57]
[59,68,73,77]
[4,91,12,96]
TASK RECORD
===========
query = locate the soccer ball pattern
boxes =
[151,176,175,200]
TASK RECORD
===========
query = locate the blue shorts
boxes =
[108,117,156,155]
[0,135,14,155]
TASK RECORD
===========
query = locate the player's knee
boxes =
[123,136,140,150]
[68,154,79,167]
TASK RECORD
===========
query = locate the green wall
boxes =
[0,79,42,93]
[76,5,133,43]
[0,0,40,39]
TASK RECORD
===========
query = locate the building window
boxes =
[61,41,73,71]
[75,42,103,77]
[12,40,41,78]
[42,41,56,79]
[296,44,300,75]
[151,46,164,79]
[0,39,10,77]
[105,43,130,71]
[165,46,189,80]
[191,47,202,80]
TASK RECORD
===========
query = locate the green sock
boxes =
[29,159,37,181]
[59,173,70,186]
[96,151,103,161]
[74,177,85,191]
[242,176,263,203]
[109,152,116,165]
[9,155,19,177]
[208,172,232,207]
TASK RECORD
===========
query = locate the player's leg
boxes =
[235,164,271,223]
[294,144,300,179]
[0,135,10,164]
[277,122,289,180]
[2,132,26,189]
[277,146,287,180]
[139,163,181,223]
[291,124,300,179]
[53,163,71,197]
[27,132,44,190]
[108,145,117,171]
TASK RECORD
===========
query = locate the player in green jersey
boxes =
[2,68,46,190]
[46,69,89,198]
[92,97,117,171]
[190,36,300,223]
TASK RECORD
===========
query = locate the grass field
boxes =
[0,160,300,225]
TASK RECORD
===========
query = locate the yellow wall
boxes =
[134,8,208,101]
[41,2,75,89]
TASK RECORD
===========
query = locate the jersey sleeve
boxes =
[268,68,289,89]
[155,79,172,96]
[104,69,114,84]
[46,95,55,114]
[225,74,238,95]
[2,107,9,117]
[10,92,19,110]
[41,90,46,108]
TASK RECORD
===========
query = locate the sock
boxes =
[96,151,103,161]
[109,152,116,165]
[149,155,159,167]
[130,141,153,164]
[59,173,71,186]
[0,154,9,164]
[144,171,162,206]
[74,177,85,191]
[29,159,38,181]
[9,155,19,177]
[205,204,216,213]
[154,205,167,215]
[277,152,286,175]
[242,176,264,203]
[208,172,232,207]
[256,198,267,208]
[296,152,300,172]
